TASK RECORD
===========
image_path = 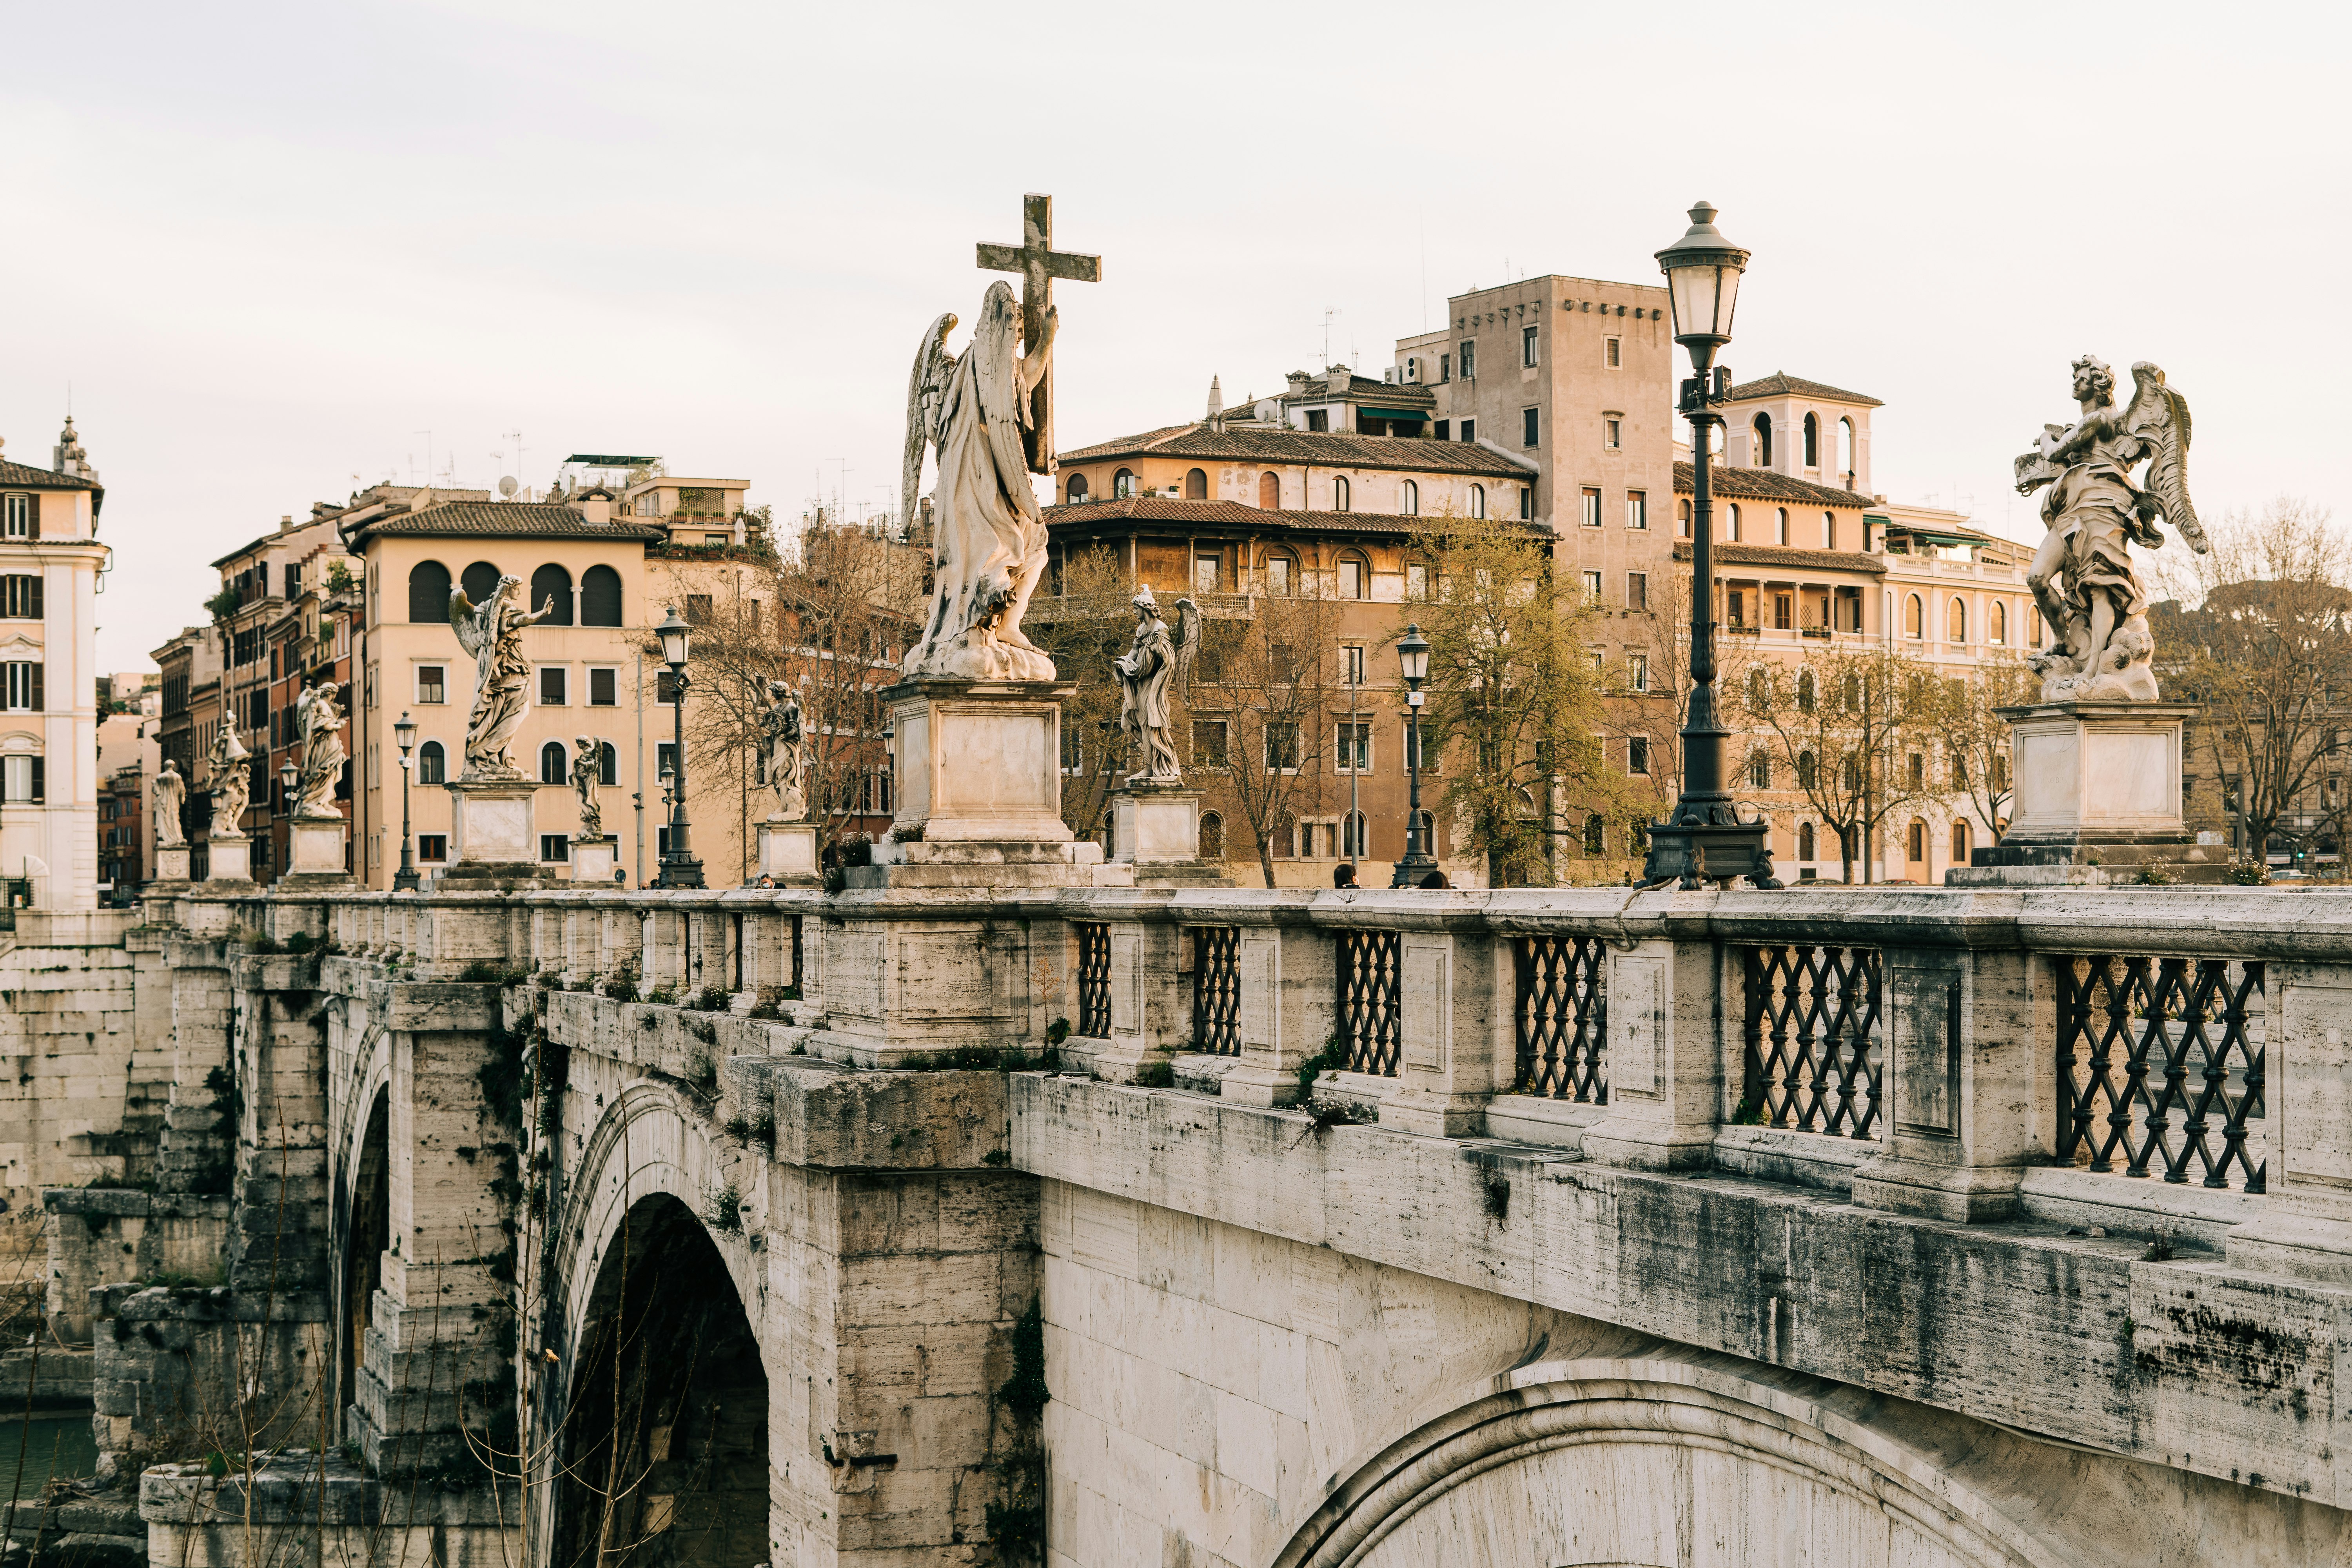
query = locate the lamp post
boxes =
[277,757,298,883]
[652,608,705,889]
[1389,624,1436,888]
[1641,201,1776,890]
[392,711,420,891]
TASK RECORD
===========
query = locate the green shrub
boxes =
[1134,1061,1175,1089]
[705,1181,743,1234]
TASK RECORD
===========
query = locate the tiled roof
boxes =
[350,502,666,544]
[1060,423,1535,477]
[1044,496,1546,540]
[1720,372,1883,408]
[1673,462,1874,509]
[1283,374,1437,409]
[1673,540,1886,575]
[0,457,98,491]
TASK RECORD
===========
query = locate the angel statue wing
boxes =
[1171,598,1201,693]
[449,587,488,659]
[902,312,957,528]
[2124,361,2207,554]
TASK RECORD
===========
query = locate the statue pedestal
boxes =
[151,847,191,886]
[204,835,253,885]
[1951,701,2228,886]
[445,777,546,886]
[570,834,617,886]
[284,816,350,883]
[1110,783,1201,863]
[757,821,818,883]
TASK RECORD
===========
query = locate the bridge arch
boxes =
[545,1083,769,1568]
[1273,1356,2068,1568]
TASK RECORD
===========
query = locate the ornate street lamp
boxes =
[1641,202,1777,890]
[1389,624,1438,888]
[392,711,420,891]
[652,608,705,889]
[276,757,298,882]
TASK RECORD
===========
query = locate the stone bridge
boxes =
[32,879,2352,1566]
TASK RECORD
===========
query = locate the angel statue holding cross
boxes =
[2014,357,2207,703]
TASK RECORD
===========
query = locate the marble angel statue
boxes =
[291,681,347,819]
[757,679,806,821]
[2014,357,2206,702]
[570,735,604,839]
[1113,587,1198,784]
[151,758,187,848]
[205,726,251,838]
[900,281,1058,681]
[450,573,556,777]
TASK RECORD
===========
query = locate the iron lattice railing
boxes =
[1191,927,1241,1056]
[1076,922,1112,1039]
[1742,946,1883,1138]
[1515,934,1607,1101]
[1335,930,1402,1076]
[2056,955,2267,1191]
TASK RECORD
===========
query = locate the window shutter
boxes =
[30,757,42,804]
[25,495,37,540]
[29,664,43,713]
[26,576,40,619]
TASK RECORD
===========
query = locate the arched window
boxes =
[1677,499,1691,538]
[599,741,618,786]
[1583,814,1606,855]
[1749,751,1770,789]
[1907,818,1927,864]
[1823,511,1837,550]
[1775,507,1790,545]
[1336,552,1368,599]
[1839,417,1856,476]
[1200,811,1223,859]
[1259,471,1280,509]
[581,565,622,627]
[460,561,501,606]
[1751,413,1773,467]
[1184,467,1208,500]
[416,740,445,785]
[1331,475,1351,512]
[1065,472,1089,503]
[1113,468,1136,499]
[1797,670,1816,713]
[1990,602,2007,645]
[1905,594,1924,639]
[1401,480,1419,517]
[1951,819,1972,863]
[1948,598,1968,644]
[1744,667,1768,709]
[1726,503,1742,542]
[1469,484,1486,519]
[2027,605,2043,648]
[540,741,568,784]
[1797,750,1818,789]
[1803,412,1820,467]
[1341,810,1367,859]
[407,560,452,624]
[1798,822,1816,862]
[1264,550,1296,597]
[531,564,574,626]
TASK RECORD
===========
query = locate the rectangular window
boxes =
[1627,652,1649,692]
[1605,417,1622,449]
[1728,589,1748,628]
[1459,340,1475,378]
[1606,337,1621,368]
[1520,407,1539,448]
[1774,592,1793,631]
[2,663,42,711]
[1521,325,1538,367]
[0,497,26,539]
[1628,736,1651,775]
[2,755,41,802]
[1519,486,1534,522]
[1581,488,1601,528]
[589,667,617,706]
[1626,491,1648,530]
[1191,720,1228,769]
[1336,721,1372,772]
[417,833,447,863]
[1627,572,1648,612]
[1406,562,1429,600]
[539,834,570,863]
[1336,558,1363,599]
[1194,554,1220,595]
[539,666,567,705]
[1582,570,1603,603]
[1433,419,1450,441]
[1341,646,1365,686]
[0,575,40,619]
[1264,721,1299,773]
[656,670,681,705]
[1458,417,1475,443]
[657,742,678,779]
[1060,724,1082,775]
[1305,409,1329,433]
[416,665,445,704]
[1439,354,1450,382]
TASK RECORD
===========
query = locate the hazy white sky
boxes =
[5,0,2343,673]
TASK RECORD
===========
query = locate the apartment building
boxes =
[261,551,359,882]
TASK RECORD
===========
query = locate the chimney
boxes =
[1325,366,1350,394]
[579,497,612,525]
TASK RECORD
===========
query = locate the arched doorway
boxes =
[339,1088,389,1435]
[552,1194,768,1568]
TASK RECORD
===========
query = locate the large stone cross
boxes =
[977,192,1100,475]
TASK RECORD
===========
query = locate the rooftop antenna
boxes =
[1321,307,1339,367]
[413,431,432,492]
[505,431,525,499]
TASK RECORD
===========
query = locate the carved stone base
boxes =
[1110,784,1201,864]
[285,817,350,882]
[445,777,545,885]
[151,846,191,886]
[570,835,617,886]
[203,835,252,885]
[884,676,1078,844]
[757,822,818,883]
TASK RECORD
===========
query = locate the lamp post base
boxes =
[1641,813,1775,889]
[653,850,706,890]
[1389,854,1440,889]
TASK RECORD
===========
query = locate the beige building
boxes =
[0,419,110,909]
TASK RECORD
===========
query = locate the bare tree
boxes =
[2152,497,2352,865]
[1941,655,2038,840]
[1024,546,1152,841]
[1193,588,1340,887]
[1741,643,1949,882]
[1626,563,1749,806]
